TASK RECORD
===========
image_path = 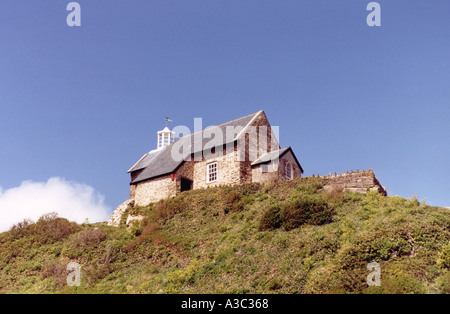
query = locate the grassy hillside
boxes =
[1,177,449,294]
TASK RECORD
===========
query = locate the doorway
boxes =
[180,177,193,192]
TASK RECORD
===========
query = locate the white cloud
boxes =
[0,177,111,232]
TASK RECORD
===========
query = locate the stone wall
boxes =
[237,110,280,183]
[237,110,280,162]
[192,145,242,189]
[251,163,279,183]
[252,150,302,184]
[321,169,387,196]
[278,150,303,180]
[191,111,281,189]
[133,174,176,206]
[174,160,194,193]
[130,184,136,199]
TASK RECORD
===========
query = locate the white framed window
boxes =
[286,162,292,179]
[207,162,218,183]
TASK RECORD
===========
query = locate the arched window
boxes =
[286,162,292,179]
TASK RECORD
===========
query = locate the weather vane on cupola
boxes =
[164,117,173,127]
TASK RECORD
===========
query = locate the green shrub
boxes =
[9,213,80,244]
[219,188,245,213]
[153,197,188,221]
[295,181,324,194]
[259,195,334,231]
[259,205,282,231]
[72,228,107,249]
[41,261,68,288]
[129,223,144,237]
[236,182,262,195]
[36,213,81,243]
[282,195,333,230]
[8,219,34,240]
[437,243,450,269]
[381,273,425,294]
[266,278,282,290]
[436,271,450,293]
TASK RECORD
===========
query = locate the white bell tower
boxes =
[156,117,175,150]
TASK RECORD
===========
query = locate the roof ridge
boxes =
[127,152,149,173]
[214,110,262,128]
[250,146,291,166]
[175,110,262,140]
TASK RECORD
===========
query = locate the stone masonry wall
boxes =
[131,161,194,208]
[133,174,176,206]
[251,163,278,183]
[244,110,280,160]
[252,150,302,184]
[278,151,302,180]
[174,160,194,193]
[237,110,280,184]
[192,111,281,189]
[192,145,242,189]
[321,169,387,196]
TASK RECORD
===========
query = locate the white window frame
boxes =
[158,134,163,148]
[206,162,218,183]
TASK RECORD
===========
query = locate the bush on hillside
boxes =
[220,188,244,214]
[9,212,80,244]
[72,228,107,249]
[42,260,70,289]
[236,182,262,195]
[282,195,334,230]
[259,195,334,231]
[259,205,283,231]
[153,197,188,221]
[437,242,450,269]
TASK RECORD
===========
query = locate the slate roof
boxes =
[129,111,262,184]
[250,147,290,165]
[251,146,304,173]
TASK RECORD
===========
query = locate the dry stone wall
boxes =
[321,169,387,196]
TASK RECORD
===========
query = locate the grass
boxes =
[1,177,449,294]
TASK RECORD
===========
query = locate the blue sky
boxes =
[0,1,449,228]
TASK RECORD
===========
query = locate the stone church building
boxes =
[107,110,388,227]
[127,110,303,207]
